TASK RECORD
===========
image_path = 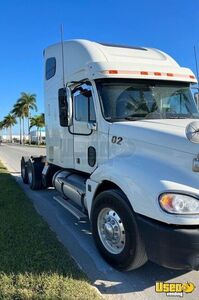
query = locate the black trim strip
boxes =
[68,126,93,136]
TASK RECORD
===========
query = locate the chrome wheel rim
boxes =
[97,208,126,254]
[21,165,26,178]
[28,168,32,183]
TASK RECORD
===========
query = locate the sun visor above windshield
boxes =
[87,62,197,84]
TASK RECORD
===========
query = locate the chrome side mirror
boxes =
[66,86,73,126]
[58,88,68,127]
[194,92,199,109]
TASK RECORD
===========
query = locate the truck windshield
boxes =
[96,79,199,121]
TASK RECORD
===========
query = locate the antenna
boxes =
[194,45,199,89]
[60,24,66,88]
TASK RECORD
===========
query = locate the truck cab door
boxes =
[71,83,98,173]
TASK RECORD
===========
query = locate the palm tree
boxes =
[17,92,37,144]
[0,121,4,141]
[30,114,45,145]
[11,102,24,144]
[0,121,4,132]
[3,114,17,142]
[2,118,9,141]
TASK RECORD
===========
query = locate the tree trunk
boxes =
[37,128,39,145]
[22,117,25,144]
[39,128,42,144]
[5,128,8,142]
[19,117,22,144]
[9,126,12,143]
[28,110,31,145]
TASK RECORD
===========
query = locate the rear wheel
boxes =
[91,189,147,271]
[21,156,29,184]
[27,159,43,190]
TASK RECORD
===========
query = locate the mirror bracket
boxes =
[87,122,97,131]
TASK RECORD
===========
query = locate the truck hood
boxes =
[110,119,199,155]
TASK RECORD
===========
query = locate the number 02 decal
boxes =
[111,136,123,145]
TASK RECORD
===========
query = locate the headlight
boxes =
[159,193,199,214]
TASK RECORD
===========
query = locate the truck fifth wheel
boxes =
[21,40,199,271]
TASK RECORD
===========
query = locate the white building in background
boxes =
[0,130,45,143]
[30,128,46,143]
[1,134,29,142]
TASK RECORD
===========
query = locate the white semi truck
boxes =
[21,40,199,271]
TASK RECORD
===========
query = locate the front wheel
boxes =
[21,156,29,184]
[27,159,43,190]
[91,189,147,271]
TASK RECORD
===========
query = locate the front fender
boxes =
[88,154,199,225]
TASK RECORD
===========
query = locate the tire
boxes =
[91,189,147,271]
[21,156,29,184]
[27,159,43,190]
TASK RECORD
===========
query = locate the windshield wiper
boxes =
[165,113,197,119]
[124,116,144,121]
[124,113,147,121]
[105,115,145,122]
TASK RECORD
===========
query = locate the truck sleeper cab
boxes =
[21,40,199,271]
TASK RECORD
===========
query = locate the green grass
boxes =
[0,162,101,300]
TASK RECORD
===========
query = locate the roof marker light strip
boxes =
[102,70,195,80]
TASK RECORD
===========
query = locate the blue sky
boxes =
[0,0,199,133]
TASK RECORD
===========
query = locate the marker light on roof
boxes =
[108,70,118,74]
[103,70,195,80]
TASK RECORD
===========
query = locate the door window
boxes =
[73,84,96,122]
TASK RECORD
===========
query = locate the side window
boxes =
[75,94,88,121]
[89,96,96,122]
[74,85,96,122]
[45,57,56,80]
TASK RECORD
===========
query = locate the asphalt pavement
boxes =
[0,143,198,300]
